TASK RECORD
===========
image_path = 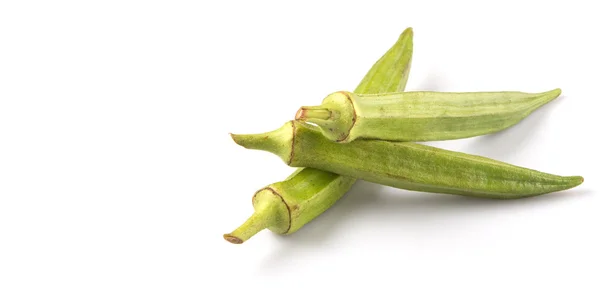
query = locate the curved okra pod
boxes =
[224,27,414,244]
[296,89,561,143]
[230,120,583,199]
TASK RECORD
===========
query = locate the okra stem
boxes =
[224,208,272,244]
[295,106,333,121]
[223,187,290,244]
[229,127,292,163]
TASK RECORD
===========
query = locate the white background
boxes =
[1,1,598,304]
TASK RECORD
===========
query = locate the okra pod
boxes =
[296,89,561,143]
[231,120,583,199]
[223,28,414,244]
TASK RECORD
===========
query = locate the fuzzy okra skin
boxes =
[231,120,583,199]
[296,89,561,143]
[223,27,414,244]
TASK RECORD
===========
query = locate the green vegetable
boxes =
[296,89,561,143]
[230,120,583,199]
[223,27,414,244]
[223,168,354,244]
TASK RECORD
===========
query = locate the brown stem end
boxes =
[223,234,244,244]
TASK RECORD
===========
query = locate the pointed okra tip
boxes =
[562,175,585,192]
[395,27,413,45]
[532,88,562,108]
[547,88,562,99]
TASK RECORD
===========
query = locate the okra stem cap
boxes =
[223,188,290,244]
[295,91,356,142]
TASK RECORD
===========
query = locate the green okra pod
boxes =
[223,27,414,244]
[296,89,562,143]
[230,120,583,199]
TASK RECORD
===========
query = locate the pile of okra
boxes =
[224,28,583,244]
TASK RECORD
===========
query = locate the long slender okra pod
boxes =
[296,89,561,143]
[230,120,583,199]
[223,27,414,244]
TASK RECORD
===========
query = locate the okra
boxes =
[223,28,414,244]
[296,89,561,143]
[230,120,583,199]
[223,168,355,244]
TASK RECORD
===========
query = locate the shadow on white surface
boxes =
[411,72,448,92]
[257,180,591,273]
